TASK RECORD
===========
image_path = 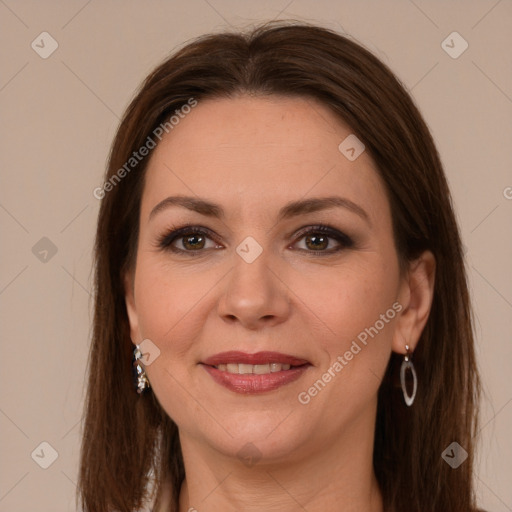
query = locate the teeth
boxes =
[254,363,270,375]
[215,363,292,374]
[270,363,281,373]
[239,363,253,374]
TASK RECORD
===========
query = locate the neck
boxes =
[175,401,383,512]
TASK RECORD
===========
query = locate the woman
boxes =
[79,21,482,512]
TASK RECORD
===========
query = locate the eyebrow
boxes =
[149,195,372,227]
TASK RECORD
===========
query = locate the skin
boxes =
[125,95,435,512]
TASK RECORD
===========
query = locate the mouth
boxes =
[205,362,309,374]
[200,351,312,394]
[201,350,310,370]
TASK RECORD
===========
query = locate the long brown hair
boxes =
[78,21,482,512]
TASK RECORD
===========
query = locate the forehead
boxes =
[141,95,388,224]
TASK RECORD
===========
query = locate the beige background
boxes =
[0,1,511,510]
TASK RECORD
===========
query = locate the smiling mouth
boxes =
[208,362,309,374]
[201,361,312,394]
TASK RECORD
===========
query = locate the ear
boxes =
[124,269,141,347]
[392,250,436,355]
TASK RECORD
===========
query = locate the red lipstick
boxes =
[200,351,311,394]
[202,351,309,367]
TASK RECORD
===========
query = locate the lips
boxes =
[201,351,310,367]
[200,351,312,394]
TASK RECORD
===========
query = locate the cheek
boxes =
[133,257,200,346]
[299,259,398,344]
[132,259,213,422]
[295,258,399,407]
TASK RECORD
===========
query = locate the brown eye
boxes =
[157,225,221,254]
[156,224,353,257]
[181,232,206,250]
[293,225,354,255]
[304,233,330,251]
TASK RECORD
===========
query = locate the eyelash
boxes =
[155,223,355,257]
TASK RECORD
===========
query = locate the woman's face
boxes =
[125,95,413,464]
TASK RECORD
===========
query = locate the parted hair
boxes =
[78,21,482,512]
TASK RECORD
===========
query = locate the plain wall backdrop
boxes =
[0,1,511,510]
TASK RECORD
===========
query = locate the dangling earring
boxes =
[133,344,151,394]
[400,344,417,406]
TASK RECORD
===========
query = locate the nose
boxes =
[217,248,291,330]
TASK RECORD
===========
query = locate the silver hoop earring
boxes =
[133,345,150,394]
[400,344,417,407]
